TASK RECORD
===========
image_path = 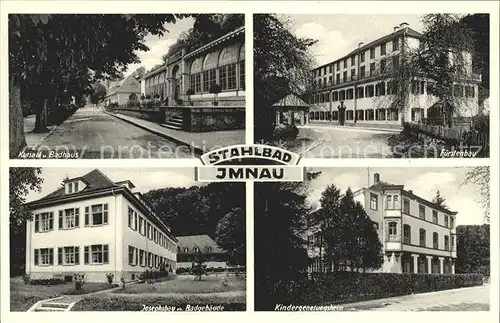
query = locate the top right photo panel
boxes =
[253,14,490,158]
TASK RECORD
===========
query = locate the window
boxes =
[128,207,134,229]
[444,235,450,251]
[365,85,374,97]
[444,215,449,228]
[419,229,426,247]
[451,236,455,250]
[34,212,54,232]
[336,74,340,84]
[356,87,364,99]
[85,204,108,226]
[139,249,146,266]
[388,222,397,241]
[347,89,354,100]
[128,246,137,266]
[336,62,339,71]
[154,228,158,244]
[205,246,212,252]
[74,182,79,192]
[58,246,79,265]
[360,51,365,63]
[239,60,245,90]
[380,59,386,74]
[343,59,347,68]
[343,71,347,82]
[147,222,152,240]
[403,198,410,214]
[370,62,375,76]
[419,205,426,220]
[84,245,109,264]
[58,208,79,229]
[148,252,153,267]
[370,48,375,59]
[450,217,455,229]
[183,247,189,253]
[333,91,339,102]
[392,37,399,51]
[403,224,411,244]
[381,43,386,55]
[139,217,145,235]
[433,232,439,249]
[351,69,355,80]
[392,55,400,70]
[432,210,438,224]
[35,248,54,266]
[370,193,378,210]
[351,56,355,66]
[360,66,366,78]
[465,86,475,97]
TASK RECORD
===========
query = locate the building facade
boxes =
[142,27,245,107]
[25,169,177,283]
[308,173,457,274]
[308,22,481,127]
[176,235,228,269]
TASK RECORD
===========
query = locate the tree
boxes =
[254,14,317,142]
[456,224,490,276]
[9,14,189,157]
[375,14,476,127]
[463,166,490,223]
[131,66,146,80]
[254,171,320,310]
[432,190,448,209]
[9,168,44,276]
[90,83,107,106]
[215,208,246,266]
[191,250,207,281]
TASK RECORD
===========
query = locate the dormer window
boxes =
[66,181,82,194]
[193,247,200,253]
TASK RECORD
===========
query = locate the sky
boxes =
[26,168,200,203]
[288,14,425,67]
[307,167,487,225]
[124,17,195,76]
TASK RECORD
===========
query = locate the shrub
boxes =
[23,273,31,284]
[129,93,138,101]
[273,124,299,141]
[262,272,484,308]
[106,273,114,285]
[29,278,64,285]
[74,273,86,291]
[138,268,169,281]
[121,276,126,289]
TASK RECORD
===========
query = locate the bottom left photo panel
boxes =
[9,167,246,312]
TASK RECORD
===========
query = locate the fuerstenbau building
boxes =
[307,22,481,128]
[307,173,457,274]
[25,169,178,283]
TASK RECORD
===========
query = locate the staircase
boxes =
[28,296,77,312]
[161,115,183,130]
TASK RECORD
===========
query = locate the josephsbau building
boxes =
[25,169,177,283]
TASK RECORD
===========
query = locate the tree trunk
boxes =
[9,77,27,158]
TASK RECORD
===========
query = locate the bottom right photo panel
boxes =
[254,166,490,311]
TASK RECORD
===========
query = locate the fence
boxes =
[403,122,489,156]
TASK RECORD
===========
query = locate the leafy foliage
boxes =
[463,166,490,222]
[432,190,448,209]
[254,14,317,142]
[215,208,246,266]
[90,83,107,105]
[456,224,490,276]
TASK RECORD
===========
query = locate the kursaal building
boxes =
[308,173,457,274]
[25,169,178,283]
[141,27,245,132]
[305,22,481,127]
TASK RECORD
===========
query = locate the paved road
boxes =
[292,125,395,158]
[343,285,490,311]
[36,107,193,158]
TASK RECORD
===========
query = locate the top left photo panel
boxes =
[9,14,246,159]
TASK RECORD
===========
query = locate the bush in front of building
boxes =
[106,273,114,285]
[74,273,86,291]
[29,277,65,285]
[273,124,299,141]
[266,271,485,307]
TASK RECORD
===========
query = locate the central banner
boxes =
[196,144,304,182]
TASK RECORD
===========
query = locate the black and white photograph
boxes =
[254,14,490,158]
[255,167,490,311]
[9,167,246,311]
[9,14,246,159]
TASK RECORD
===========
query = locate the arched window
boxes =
[183,247,189,253]
[177,246,180,253]
[189,58,203,93]
[388,222,397,241]
[202,52,218,92]
[433,232,439,249]
[419,229,426,247]
[218,45,239,91]
[193,247,200,253]
[204,246,212,252]
[403,224,411,244]
[444,235,449,251]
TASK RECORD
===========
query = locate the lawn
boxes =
[10,277,115,311]
[115,275,246,294]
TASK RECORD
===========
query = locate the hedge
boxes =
[261,272,484,308]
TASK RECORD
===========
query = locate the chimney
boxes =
[374,173,380,184]
[358,42,364,48]
[394,26,400,32]
[408,190,413,194]
[399,22,409,29]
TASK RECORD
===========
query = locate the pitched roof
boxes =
[272,93,310,108]
[38,169,120,201]
[105,74,141,97]
[176,235,224,254]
